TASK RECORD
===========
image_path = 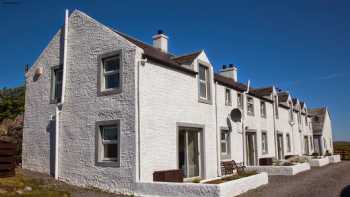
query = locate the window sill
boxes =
[220,154,231,160]
[98,88,122,96]
[247,113,255,116]
[95,160,120,167]
[198,98,212,105]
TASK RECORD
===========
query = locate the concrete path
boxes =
[239,161,350,197]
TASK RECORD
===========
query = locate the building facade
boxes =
[22,10,334,194]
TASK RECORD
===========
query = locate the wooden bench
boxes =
[153,169,183,182]
[221,160,246,176]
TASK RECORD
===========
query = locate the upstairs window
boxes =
[260,101,266,118]
[286,133,291,152]
[274,95,279,119]
[289,102,294,122]
[225,88,232,106]
[198,64,210,101]
[51,66,63,103]
[261,132,268,154]
[305,115,308,125]
[237,93,243,109]
[298,112,301,124]
[98,51,122,96]
[102,55,120,90]
[247,96,254,116]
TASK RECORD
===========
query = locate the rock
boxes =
[24,186,32,192]
[16,190,24,195]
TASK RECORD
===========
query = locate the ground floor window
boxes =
[261,131,268,154]
[220,129,231,159]
[96,120,120,166]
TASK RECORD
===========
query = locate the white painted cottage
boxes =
[22,10,334,195]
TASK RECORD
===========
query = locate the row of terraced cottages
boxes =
[22,10,334,195]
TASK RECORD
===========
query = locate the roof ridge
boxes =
[172,50,203,59]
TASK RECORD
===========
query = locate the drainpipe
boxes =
[214,82,220,177]
[241,80,250,165]
[137,57,147,182]
[272,94,278,160]
[54,106,60,179]
[54,9,69,180]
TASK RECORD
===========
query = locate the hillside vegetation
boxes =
[0,86,25,163]
[334,141,350,160]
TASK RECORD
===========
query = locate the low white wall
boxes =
[246,163,310,176]
[134,173,268,197]
[219,172,268,197]
[309,157,330,167]
[328,155,341,163]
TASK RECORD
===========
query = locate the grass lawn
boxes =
[0,168,125,197]
[0,169,70,197]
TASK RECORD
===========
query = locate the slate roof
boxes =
[172,51,202,64]
[214,74,273,102]
[250,86,274,97]
[308,107,327,134]
[112,29,198,75]
[277,92,289,103]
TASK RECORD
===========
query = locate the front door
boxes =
[313,136,322,154]
[246,132,257,166]
[277,134,284,160]
[178,128,201,178]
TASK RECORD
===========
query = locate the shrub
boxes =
[192,178,201,183]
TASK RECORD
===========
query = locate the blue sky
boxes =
[0,0,349,140]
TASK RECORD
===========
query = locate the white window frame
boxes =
[102,55,120,91]
[247,96,254,116]
[261,131,268,154]
[220,130,231,159]
[225,88,232,106]
[96,120,120,166]
[260,101,266,118]
[289,102,294,122]
[198,64,209,101]
[237,93,243,109]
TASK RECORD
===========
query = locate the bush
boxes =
[325,150,332,156]
[192,178,201,183]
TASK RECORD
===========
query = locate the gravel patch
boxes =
[238,161,350,197]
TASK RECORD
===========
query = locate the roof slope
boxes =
[172,51,202,64]
[112,29,197,75]
[250,86,274,97]
[308,107,327,133]
[277,92,289,103]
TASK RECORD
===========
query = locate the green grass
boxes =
[0,169,70,197]
[334,141,350,160]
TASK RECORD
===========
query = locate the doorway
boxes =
[304,136,310,155]
[246,132,257,166]
[313,136,322,154]
[178,128,202,179]
[277,134,284,160]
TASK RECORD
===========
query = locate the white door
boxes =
[179,128,201,178]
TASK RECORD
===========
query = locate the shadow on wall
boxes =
[46,120,56,177]
[341,185,350,197]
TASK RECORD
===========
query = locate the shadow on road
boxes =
[340,185,350,197]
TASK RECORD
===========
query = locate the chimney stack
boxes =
[219,64,238,82]
[152,30,168,53]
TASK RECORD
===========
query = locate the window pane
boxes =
[221,132,226,140]
[103,144,118,159]
[105,73,120,89]
[104,57,120,72]
[102,126,118,141]
[199,82,207,98]
[221,142,227,153]
[199,65,206,80]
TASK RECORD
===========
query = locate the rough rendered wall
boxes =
[322,110,334,153]
[22,29,63,174]
[57,10,137,194]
